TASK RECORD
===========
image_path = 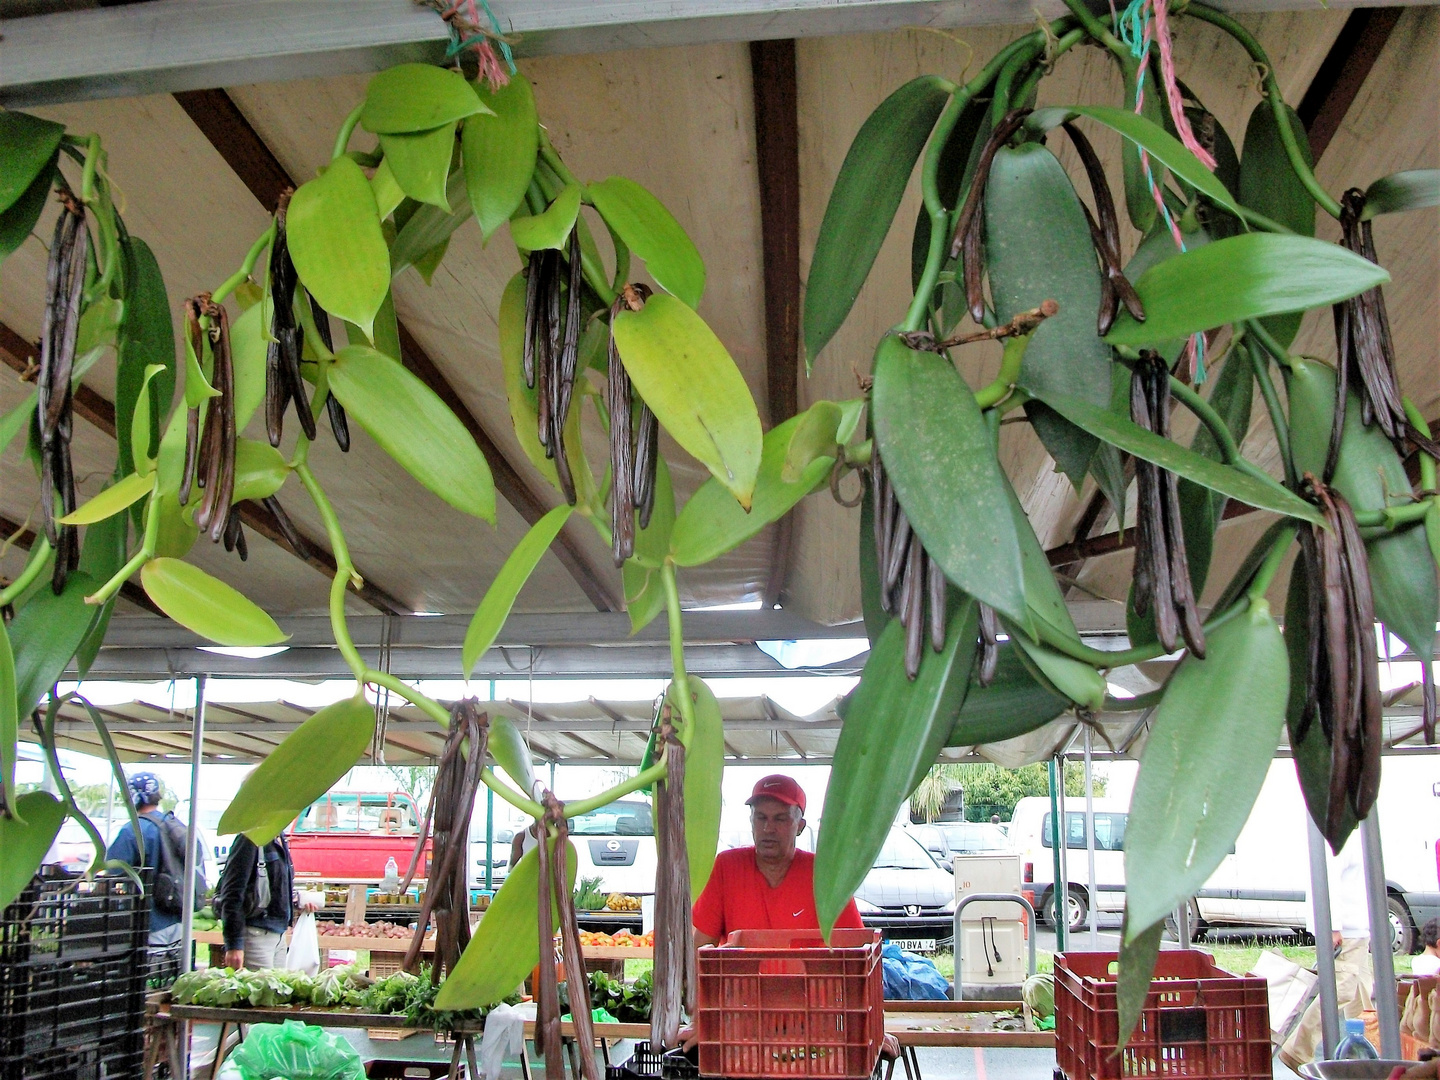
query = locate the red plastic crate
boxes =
[1054,951,1270,1080]
[694,929,884,1079]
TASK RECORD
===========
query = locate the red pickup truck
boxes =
[287,791,432,881]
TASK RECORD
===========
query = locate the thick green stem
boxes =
[0,538,53,607]
[1169,367,1294,499]
[482,768,545,819]
[566,760,669,818]
[1246,523,1296,602]
[76,694,147,866]
[1245,319,1297,371]
[333,104,365,161]
[85,487,160,605]
[975,335,1031,409]
[212,223,276,305]
[1103,686,1167,712]
[1354,502,1432,530]
[1404,399,1437,493]
[1185,4,1342,219]
[660,561,697,736]
[1034,596,1250,667]
[39,696,107,873]
[1246,339,1296,489]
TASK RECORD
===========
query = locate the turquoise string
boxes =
[444,0,517,76]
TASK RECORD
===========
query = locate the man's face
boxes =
[750,797,803,861]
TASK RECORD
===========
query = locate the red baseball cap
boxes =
[746,775,806,814]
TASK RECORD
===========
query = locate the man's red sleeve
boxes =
[834,897,865,929]
[691,854,726,939]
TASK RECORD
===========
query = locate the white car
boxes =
[565,799,658,897]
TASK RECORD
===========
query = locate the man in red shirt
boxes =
[692,774,865,945]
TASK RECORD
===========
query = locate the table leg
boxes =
[519,1039,535,1080]
[565,1036,582,1080]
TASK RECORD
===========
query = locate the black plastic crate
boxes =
[607,1042,701,1080]
[0,867,151,1080]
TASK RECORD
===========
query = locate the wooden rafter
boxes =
[0,508,161,615]
[173,87,621,613]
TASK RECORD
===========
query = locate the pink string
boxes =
[1132,17,1186,250]
[1151,0,1217,170]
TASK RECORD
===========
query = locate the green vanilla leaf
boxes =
[986,141,1111,487]
[229,302,268,432]
[1122,599,1288,934]
[59,470,154,526]
[73,296,124,377]
[1010,631,1106,712]
[129,363,166,475]
[436,840,576,1009]
[1115,912,1165,1049]
[1238,101,1314,347]
[1036,389,1322,524]
[946,644,1068,746]
[1121,64,1163,233]
[1362,169,1440,220]
[1122,225,1213,365]
[465,76,540,240]
[412,236,450,285]
[0,791,65,910]
[287,156,390,340]
[858,479,891,646]
[671,676,724,896]
[509,184,581,252]
[231,439,292,504]
[219,694,376,843]
[815,598,979,936]
[612,294,762,509]
[153,492,199,560]
[378,120,459,210]
[390,169,471,275]
[871,335,1026,626]
[141,558,288,647]
[361,63,490,135]
[116,237,175,475]
[463,504,574,678]
[624,459,676,634]
[588,176,706,310]
[0,111,64,214]
[804,75,952,368]
[329,344,495,521]
[488,715,537,801]
[0,153,56,267]
[0,621,16,810]
[782,401,844,484]
[74,507,127,680]
[1104,233,1387,347]
[11,571,100,717]
[371,158,406,219]
[1029,105,1242,220]
[0,395,37,456]
[671,412,832,566]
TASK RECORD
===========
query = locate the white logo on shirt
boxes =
[793,910,804,917]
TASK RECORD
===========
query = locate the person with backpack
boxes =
[217,832,318,970]
[106,772,207,946]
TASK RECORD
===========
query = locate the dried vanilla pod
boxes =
[191,298,238,544]
[523,237,587,504]
[264,193,316,447]
[650,717,694,1046]
[870,446,948,678]
[261,495,310,559]
[606,283,655,565]
[221,506,248,561]
[977,603,999,687]
[1129,354,1205,656]
[308,294,350,452]
[545,792,601,1080]
[1061,122,1144,336]
[37,192,88,593]
[534,810,562,1080]
[947,109,1032,323]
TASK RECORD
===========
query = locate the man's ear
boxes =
[795,816,807,835]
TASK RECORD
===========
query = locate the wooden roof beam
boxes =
[173,88,620,613]
[0,506,161,616]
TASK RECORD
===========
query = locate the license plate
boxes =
[889,938,936,953]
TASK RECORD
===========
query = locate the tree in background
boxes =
[911,762,1105,823]
[383,765,437,812]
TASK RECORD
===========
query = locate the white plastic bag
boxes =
[480,1002,525,1080]
[286,912,320,975]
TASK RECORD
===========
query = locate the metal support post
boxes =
[1360,810,1400,1058]
[1084,729,1099,949]
[485,786,494,891]
[179,674,207,975]
[1048,756,1066,953]
[1307,815,1341,1059]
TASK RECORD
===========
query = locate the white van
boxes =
[1009,758,1440,952]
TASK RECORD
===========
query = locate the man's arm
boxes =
[218,835,252,956]
[694,929,719,949]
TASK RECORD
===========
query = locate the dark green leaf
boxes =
[0,153,55,266]
[389,169,470,275]
[1037,389,1321,523]
[910,97,988,293]
[329,344,495,521]
[1122,225,1213,365]
[871,336,1027,627]
[287,157,390,339]
[463,505,574,677]
[379,121,458,210]
[588,177,706,310]
[804,75,952,368]
[1362,169,1440,220]
[1121,65,1162,233]
[670,411,831,567]
[0,111,64,215]
[0,395,37,457]
[815,597,978,935]
[613,294,762,509]
[116,237,175,474]
[1116,913,1165,1049]
[1238,102,1315,347]
[74,504,127,680]
[1177,349,1253,598]
[11,571,99,717]
[0,622,15,809]
[465,76,540,240]
[361,64,489,135]
[436,840,576,1009]
[673,676,724,895]
[986,142,1112,486]
[219,694,375,842]
[0,791,65,910]
[141,558,287,647]
[857,478,891,647]
[946,644,1067,746]
[1105,234,1387,347]
[1123,599,1288,933]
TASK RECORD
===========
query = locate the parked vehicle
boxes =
[564,798,658,897]
[287,791,430,881]
[1009,757,1440,951]
[907,821,1012,867]
[851,827,956,948]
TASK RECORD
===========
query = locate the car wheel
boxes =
[1163,899,1205,943]
[1044,887,1088,932]
[1387,894,1415,955]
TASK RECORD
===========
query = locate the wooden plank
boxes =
[1298,7,1405,159]
[174,87,620,613]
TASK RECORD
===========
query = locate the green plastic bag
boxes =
[230,1020,365,1080]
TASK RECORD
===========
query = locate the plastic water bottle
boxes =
[381,856,400,894]
[1334,1017,1378,1060]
